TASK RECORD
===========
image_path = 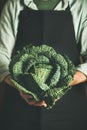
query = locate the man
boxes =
[0,0,87,130]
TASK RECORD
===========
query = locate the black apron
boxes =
[1,5,87,130]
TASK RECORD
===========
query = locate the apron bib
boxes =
[15,5,87,130]
[15,6,80,65]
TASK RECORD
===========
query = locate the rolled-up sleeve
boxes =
[0,0,18,82]
[76,0,87,76]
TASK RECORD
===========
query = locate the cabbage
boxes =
[9,45,76,109]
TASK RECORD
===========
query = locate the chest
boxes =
[15,6,80,65]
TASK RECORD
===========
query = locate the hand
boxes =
[4,75,47,107]
[4,75,59,107]
[69,71,87,87]
[19,90,47,107]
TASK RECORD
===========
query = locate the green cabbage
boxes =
[9,45,76,109]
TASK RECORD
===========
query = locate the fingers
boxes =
[25,98,47,107]
[33,100,47,107]
[20,91,33,99]
[19,91,59,108]
[55,98,60,102]
[19,90,47,107]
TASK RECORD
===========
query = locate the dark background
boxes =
[0,0,7,112]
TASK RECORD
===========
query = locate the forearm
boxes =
[3,74,47,107]
[3,74,19,90]
[0,53,11,82]
[0,1,17,82]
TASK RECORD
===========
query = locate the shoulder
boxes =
[1,0,24,16]
[0,0,24,25]
[69,0,84,8]
[69,0,87,19]
[69,0,87,10]
[8,0,30,6]
[10,0,24,5]
[4,0,24,9]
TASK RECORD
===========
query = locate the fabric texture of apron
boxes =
[1,4,87,130]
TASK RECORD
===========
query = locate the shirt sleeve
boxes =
[0,0,23,82]
[76,0,87,76]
